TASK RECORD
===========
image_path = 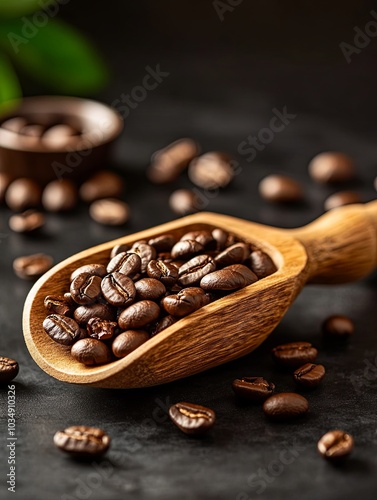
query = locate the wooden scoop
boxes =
[23,201,377,388]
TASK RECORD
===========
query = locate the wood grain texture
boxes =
[22,201,377,388]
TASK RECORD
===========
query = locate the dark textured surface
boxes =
[1,2,377,499]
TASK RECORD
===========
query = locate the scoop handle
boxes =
[287,200,377,284]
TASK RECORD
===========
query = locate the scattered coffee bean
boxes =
[214,243,250,267]
[293,363,325,388]
[112,330,149,358]
[147,260,179,287]
[107,252,141,277]
[74,303,115,324]
[161,287,209,317]
[89,198,129,226]
[308,152,356,184]
[259,175,304,203]
[324,191,361,211]
[249,250,277,279]
[232,377,275,401]
[134,278,166,301]
[0,356,19,383]
[118,300,160,329]
[71,338,112,365]
[0,172,13,203]
[178,255,216,286]
[87,317,117,340]
[169,402,216,435]
[5,178,42,212]
[188,152,234,190]
[110,244,130,259]
[42,179,78,212]
[149,315,177,336]
[43,314,81,345]
[317,430,354,461]
[1,117,27,133]
[53,426,110,457]
[101,272,136,307]
[148,234,176,252]
[272,342,318,369]
[42,124,79,148]
[9,209,45,233]
[322,315,354,339]
[263,393,309,421]
[70,273,102,305]
[79,170,124,203]
[44,295,72,316]
[169,189,198,215]
[70,264,107,282]
[13,253,53,279]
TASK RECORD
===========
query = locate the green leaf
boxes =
[0,55,21,115]
[0,0,52,19]
[3,18,108,94]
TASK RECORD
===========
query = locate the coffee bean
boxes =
[70,264,107,282]
[118,300,160,330]
[259,175,304,203]
[293,363,326,388]
[147,260,178,287]
[107,252,141,277]
[19,124,45,137]
[110,244,130,259]
[71,338,112,365]
[161,287,209,317]
[101,272,136,307]
[232,377,275,401]
[149,315,177,336]
[272,342,318,369]
[87,317,117,340]
[42,179,78,212]
[308,152,356,184]
[324,191,361,211]
[0,357,19,383]
[178,255,216,286]
[263,393,309,421]
[0,172,13,203]
[89,198,129,226]
[42,124,79,148]
[44,295,72,316]
[74,303,115,324]
[157,252,173,262]
[214,243,250,267]
[13,253,53,279]
[43,314,81,345]
[130,243,156,273]
[134,278,166,301]
[169,402,216,435]
[9,209,45,233]
[1,117,27,133]
[171,240,204,260]
[180,230,216,250]
[322,315,354,339]
[188,152,234,189]
[225,264,258,284]
[54,426,110,457]
[317,430,354,460]
[5,178,41,212]
[148,234,176,253]
[249,250,277,279]
[79,170,124,203]
[212,228,229,251]
[200,266,255,291]
[169,189,198,215]
[70,273,102,305]
[112,330,149,358]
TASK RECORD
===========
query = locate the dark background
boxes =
[1,1,377,499]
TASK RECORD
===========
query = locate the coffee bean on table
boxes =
[169,189,198,215]
[74,303,115,324]
[322,315,354,339]
[112,330,149,358]
[324,191,361,211]
[43,314,81,345]
[53,426,111,457]
[70,273,102,305]
[70,264,107,282]
[272,341,318,369]
[107,252,141,277]
[149,315,177,336]
[249,250,277,279]
[101,272,136,307]
[147,260,178,286]
[259,174,304,203]
[232,377,275,401]
[148,234,176,253]
[79,170,124,203]
[263,393,309,421]
[171,240,204,260]
[13,253,53,279]
[87,318,118,341]
[9,209,45,232]
[89,198,129,226]
[71,338,112,365]
[5,178,42,212]
[0,357,19,383]
[308,152,356,184]
[42,179,78,212]
[214,242,250,267]
[178,255,216,286]
[293,363,326,388]
[188,152,234,189]
[0,172,13,203]
[134,278,166,301]
[44,295,72,316]
[318,430,354,461]
[169,402,216,435]
[161,287,209,317]
[118,300,160,329]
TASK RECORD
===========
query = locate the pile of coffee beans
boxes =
[42,228,277,365]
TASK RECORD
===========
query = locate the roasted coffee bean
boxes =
[54,425,111,458]
[232,377,275,401]
[0,172,13,204]
[317,430,354,460]
[249,250,277,279]
[188,152,234,189]
[110,244,130,259]
[147,260,178,287]
[44,295,72,316]
[9,209,45,232]
[74,303,115,324]
[148,234,176,252]
[225,264,258,284]
[169,402,216,435]
[87,317,117,341]
[322,315,354,339]
[161,287,210,317]
[118,300,160,329]
[130,243,156,273]
[272,342,318,369]
[71,338,112,365]
[42,124,79,148]
[1,116,27,133]
[107,252,141,277]
[180,231,216,250]
[134,278,166,301]
[171,240,204,260]
[212,228,229,251]
[309,152,356,184]
[178,255,216,286]
[149,315,177,336]
[5,178,41,212]
[263,393,309,421]
[70,273,102,305]
[79,170,124,203]
[43,314,81,345]
[112,330,149,358]
[157,252,173,262]
[89,198,129,226]
[324,191,361,211]
[70,264,107,282]
[169,189,198,215]
[0,357,19,383]
[214,243,250,267]
[101,272,136,307]
[259,175,304,203]
[42,179,78,212]
[293,363,326,388]
[200,266,254,291]
[13,253,53,279]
